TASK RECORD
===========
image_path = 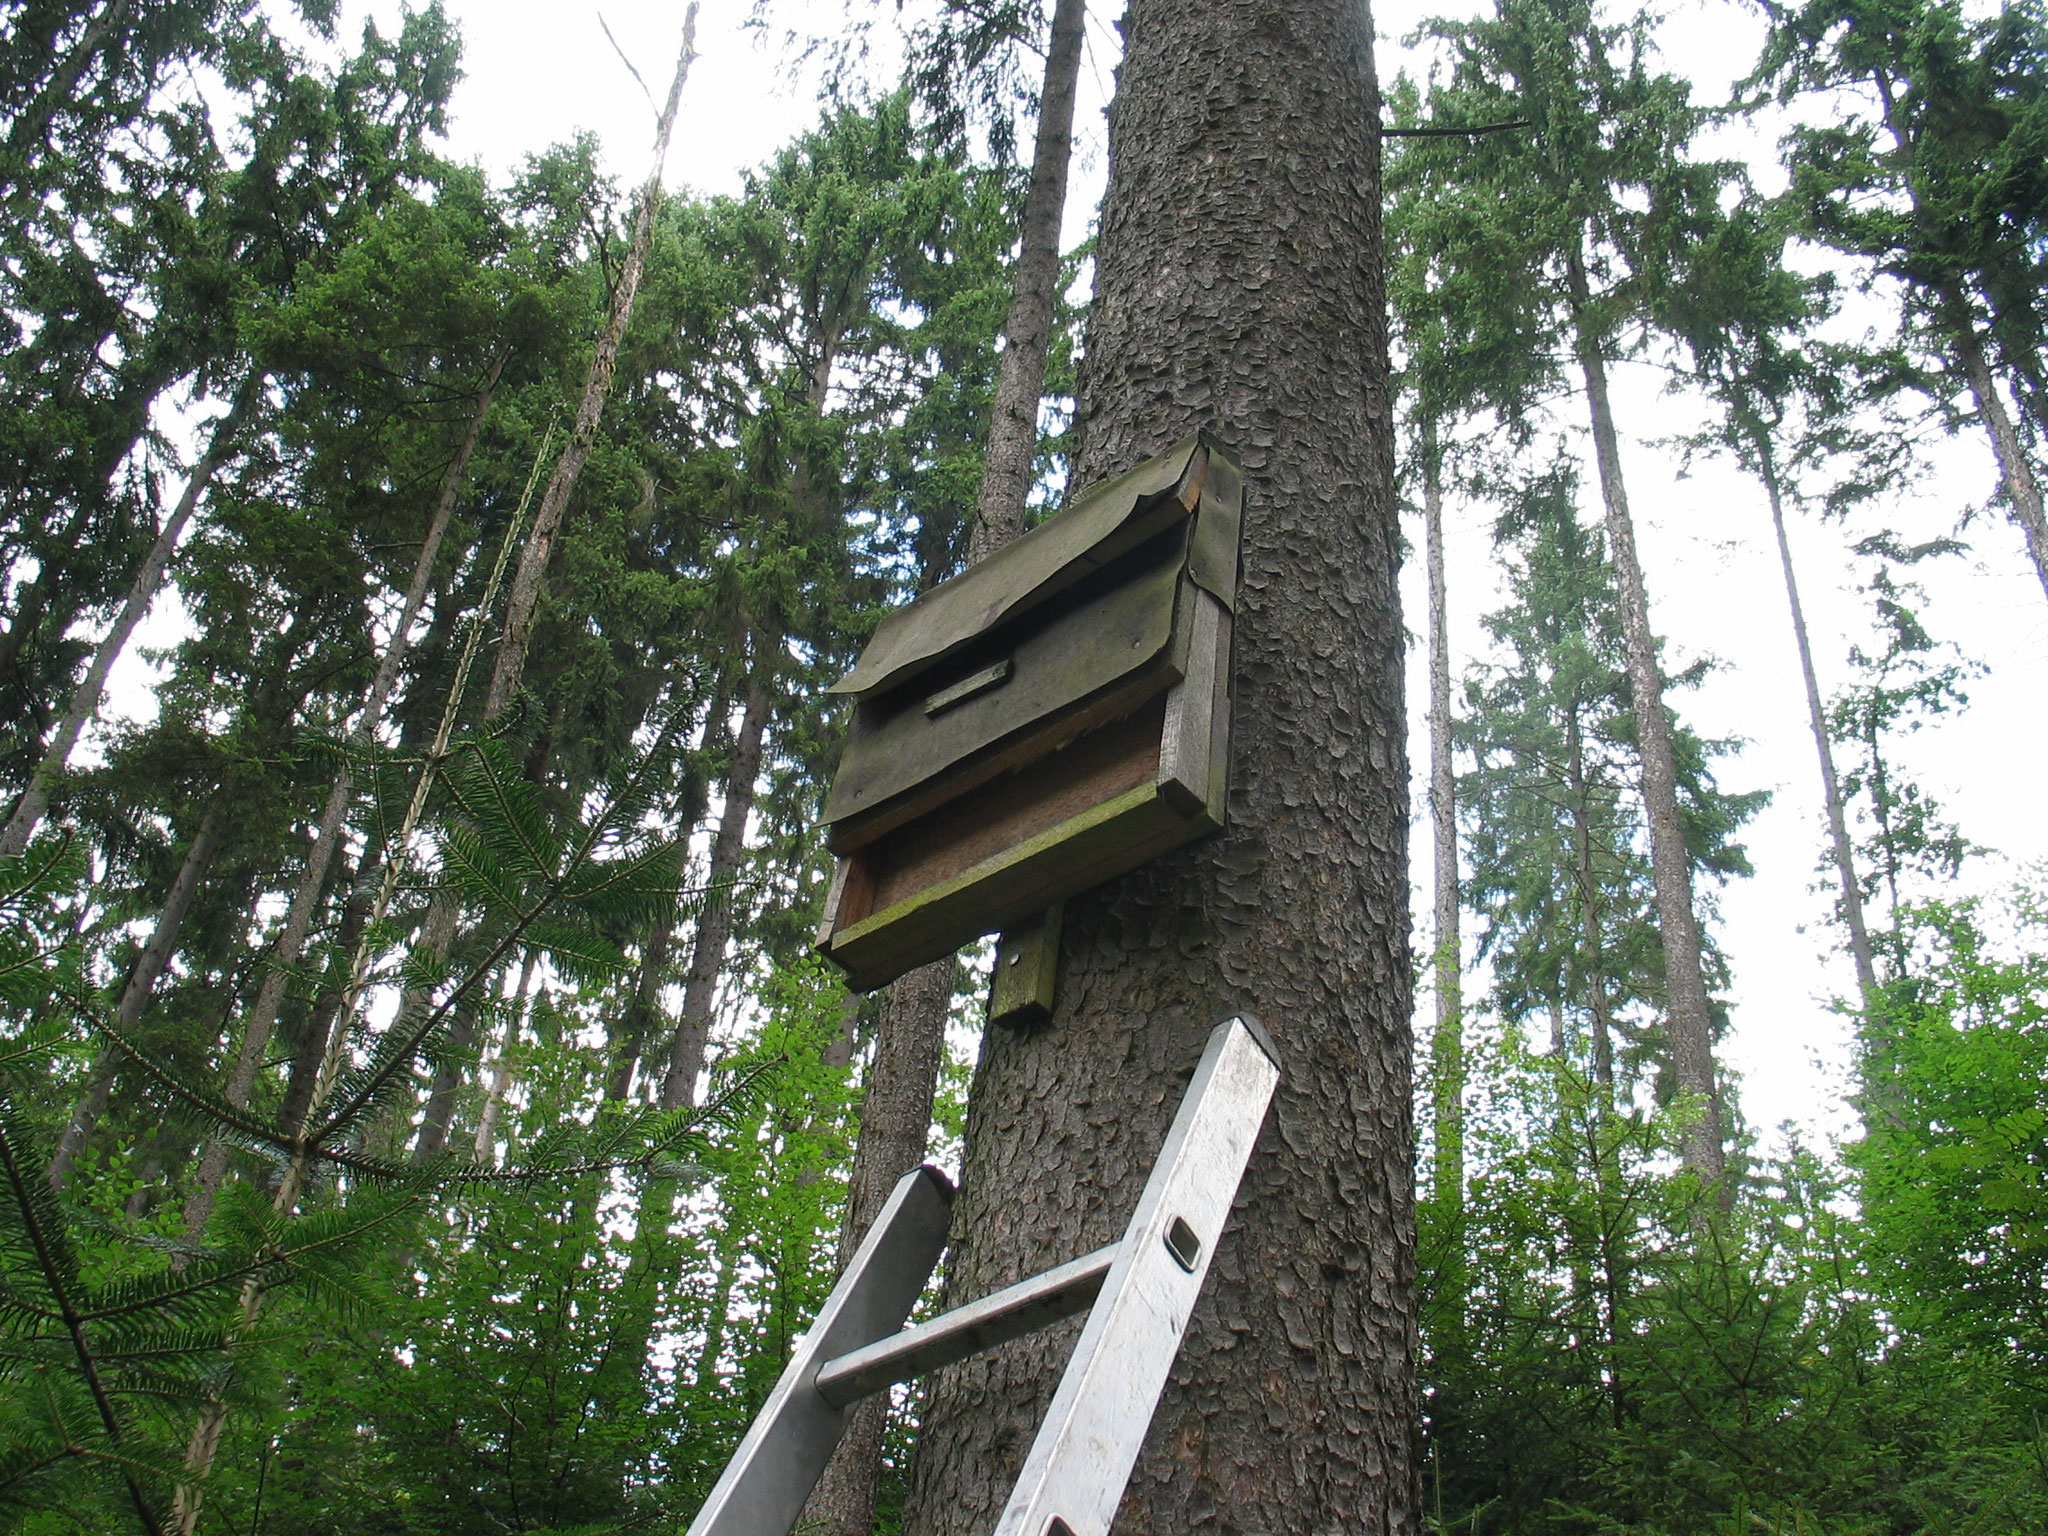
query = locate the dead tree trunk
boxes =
[901,2,1416,1531]
[485,6,699,717]
[1565,241,1726,1186]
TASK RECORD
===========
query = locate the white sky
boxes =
[121,0,2042,1154]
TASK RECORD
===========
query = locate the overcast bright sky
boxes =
[194,0,2048,1152]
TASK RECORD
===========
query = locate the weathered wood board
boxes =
[815,433,1242,993]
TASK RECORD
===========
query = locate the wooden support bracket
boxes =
[987,901,1063,1030]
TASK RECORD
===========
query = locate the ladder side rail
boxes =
[991,1015,1282,1536]
[684,1165,955,1536]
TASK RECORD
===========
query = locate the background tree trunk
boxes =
[1421,435,1468,1353]
[659,677,771,1112]
[901,2,1416,1531]
[2,377,255,858]
[1755,440,1879,1006]
[1565,242,1726,1185]
[966,0,1087,561]
[48,792,229,1188]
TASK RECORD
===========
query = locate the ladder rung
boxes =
[815,1243,1119,1408]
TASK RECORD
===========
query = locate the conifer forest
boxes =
[2,0,2046,1532]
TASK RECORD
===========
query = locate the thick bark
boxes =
[183,366,500,1228]
[659,678,771,1112]
[966,0,1088,561]
[901,4,1416,1533]
[1564,242,1725,1185]
[48,792,229,1188]
[1754,440,1879,1006]
[799,958,953,1536]
[485,8,698,716]
[2,377,256,858]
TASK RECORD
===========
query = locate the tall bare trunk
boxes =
[1564,241,1725,1186]
[486,7,699,716]
[2,377,256,858]
[966,0,1088,560]
[182,364,501,1232]
[659,678,771,1112]
[1754,435,1879,1006]
[1564,702,1616,1091]
[1421,431,1465,1225]
[902,0,1415,1529]
[48,793,229,1188]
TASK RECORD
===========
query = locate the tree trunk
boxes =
[48,791,229,1188]
[485,8,699,717]
[1564,701,1616,1092]
[1564,240,1725,1186]
[1420,431,1465,1306]
[1754,436,1879,1006]
[276,875,371,1143]
[966,0,1088,561]
[473,949,539,1162]
[1,376,256,859]
[901,3,1415,1532]
[659,677,771,1112]
[182,364,500,1229]
[1944,286,2048,607]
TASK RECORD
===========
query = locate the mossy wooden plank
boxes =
[825,782,1202,991]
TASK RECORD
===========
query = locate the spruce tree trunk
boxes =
[659,677,771,1112]
[1564,242,1725,1185]
[1,376,256,859]
[902,3,1416,1531]
[48,791,229,1188]
[1564,702,1616,1091]
[1754,439,1879,1006]
[486,7,698,717]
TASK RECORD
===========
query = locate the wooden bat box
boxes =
[815,433,1243,993]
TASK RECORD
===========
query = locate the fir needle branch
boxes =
[0,1097,164,1534]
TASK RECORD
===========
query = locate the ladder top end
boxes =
[916,1163,959,1203]
[1220,1012,1283,1078]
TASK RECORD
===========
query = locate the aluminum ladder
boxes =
[684,1014,1281,1536]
